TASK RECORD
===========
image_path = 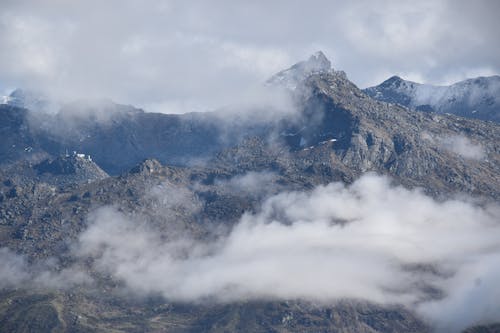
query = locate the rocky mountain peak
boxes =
[266,51,332,90]
[304,51,331,72]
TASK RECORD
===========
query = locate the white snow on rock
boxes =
[364,75,500,122]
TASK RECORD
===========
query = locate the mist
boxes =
[435,135,486,160]
[72,174,500,332]
[0,173,498,331]
[422,132,486,160]
[0,247,91,290]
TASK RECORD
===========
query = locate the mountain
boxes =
[267,50,334,90]
[218,70,500,199]
[0,99,282,174]
[3,88,56,113]
[364,75,500,122]
[0,52,499,332]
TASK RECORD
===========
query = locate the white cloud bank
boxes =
[74,174,500,332]
[0,174,498,331]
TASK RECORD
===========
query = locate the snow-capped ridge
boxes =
[364,75,500,122]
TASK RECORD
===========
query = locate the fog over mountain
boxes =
[1,1,500,333]
[2,174,499,332]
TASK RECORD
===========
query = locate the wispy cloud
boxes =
[72,174,500,331]
[0,247,91,290]
[423,132,486,160]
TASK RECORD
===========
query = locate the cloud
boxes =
[418,253,500,332]
[215,171,278,196]
[1,0,499,112]
[0,174,498,331]
[73,174,500,331]
[423,133,486,160]
[0,247,91,289]
[438,135,486,160]
[0,247,31,288]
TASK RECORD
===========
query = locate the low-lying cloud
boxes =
[73,174,500,331]
[0,174,498,331]
[215,171,278,196]
[437,135,486,160]
[0,247,91,290]
[423,132,486,160]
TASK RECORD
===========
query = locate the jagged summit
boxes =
[301,51,331,72]
[266,51,333,90]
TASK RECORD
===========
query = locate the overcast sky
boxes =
[1,0,499,113]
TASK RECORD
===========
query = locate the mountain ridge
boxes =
[1,52,499,197]
[0,52,499,332]
[364,74,500,122]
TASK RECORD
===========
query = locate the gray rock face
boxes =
[364,75,500,122]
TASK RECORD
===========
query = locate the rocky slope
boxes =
[3,153,109,189]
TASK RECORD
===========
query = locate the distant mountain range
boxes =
[0,52,499,333]
[364,75,500,122]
